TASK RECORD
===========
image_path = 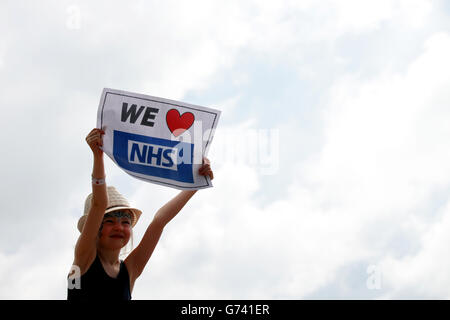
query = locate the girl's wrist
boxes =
[93,152,103,159]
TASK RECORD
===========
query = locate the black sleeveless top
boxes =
[67,254,131,300]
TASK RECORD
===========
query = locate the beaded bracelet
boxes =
[92,176,106,185]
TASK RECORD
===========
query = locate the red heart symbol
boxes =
[166,109,195,137]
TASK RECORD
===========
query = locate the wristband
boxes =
[92,176,106,185]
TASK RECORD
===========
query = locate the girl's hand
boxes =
[86,128,105,157]
[198,157,214,180]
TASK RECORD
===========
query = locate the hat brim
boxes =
[77,207,142,233]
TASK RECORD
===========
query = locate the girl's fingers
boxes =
[204,169,213,179]
[86,135,103,148]
[86,136,99,143]
[87,129,104,138]
[198,165,210,174]
[87,130,103,140]
[198,163,213,179]
[86,129,104,154]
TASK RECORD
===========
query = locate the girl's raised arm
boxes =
[74,129,108,265]
[125,157,214,280]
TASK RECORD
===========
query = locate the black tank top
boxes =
[67,254,131,300]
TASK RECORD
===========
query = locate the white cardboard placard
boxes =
[97,88,221,190]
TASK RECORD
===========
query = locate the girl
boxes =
[67,128,214,300]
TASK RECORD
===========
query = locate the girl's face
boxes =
[97,210,132,250]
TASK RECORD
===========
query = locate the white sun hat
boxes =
[77,186,142,233]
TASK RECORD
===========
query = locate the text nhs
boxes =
[128,140,178,170]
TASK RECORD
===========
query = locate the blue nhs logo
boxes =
[128,141,178,170]
[113,130,194,183]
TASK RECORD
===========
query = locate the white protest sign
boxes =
[97,88,221,190]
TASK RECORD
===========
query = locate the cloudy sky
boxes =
[1,0,450,299]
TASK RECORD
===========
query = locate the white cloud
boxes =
[398,0,433,28]
[130,30,450,299]
[379,199,450,299]
[309,31,450,217]
[293,31,450,297]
